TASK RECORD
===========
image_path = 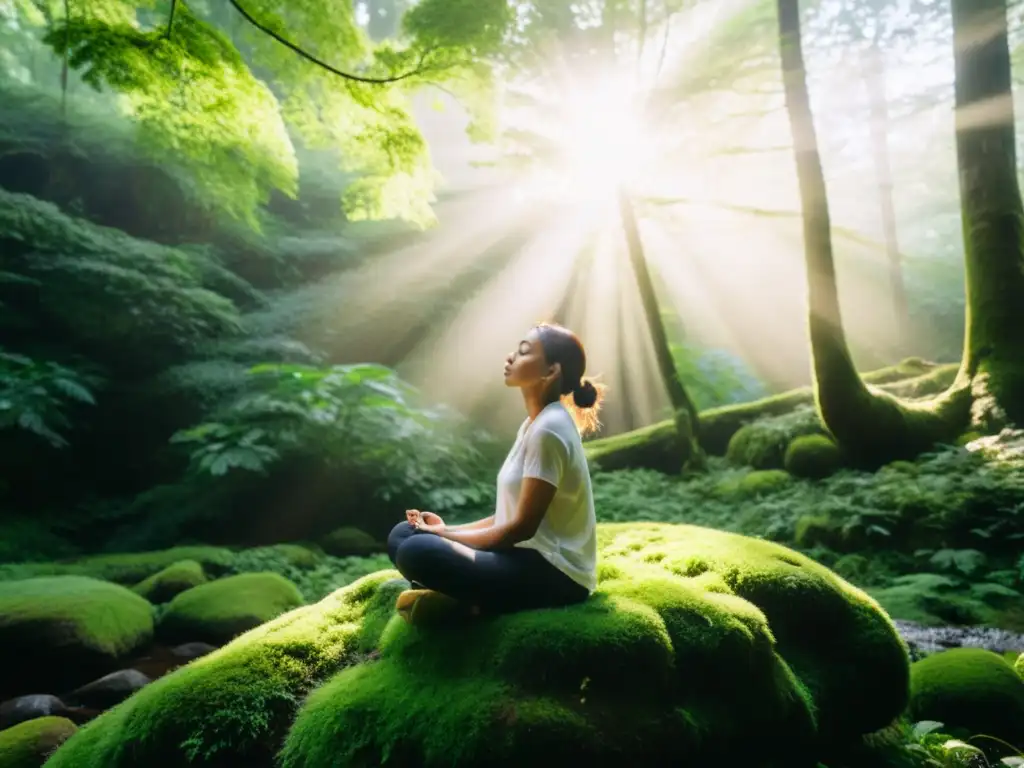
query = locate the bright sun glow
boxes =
[512,76,655,208]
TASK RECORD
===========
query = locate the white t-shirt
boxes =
[494,401,598,592]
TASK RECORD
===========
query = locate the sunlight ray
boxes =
[398,204,596,430]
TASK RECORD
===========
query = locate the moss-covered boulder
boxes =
[726,407,827,470]
[0,576,154,696]
[132,560,207,604]
[157,572,305,645]
[784,435,843,479]
[0,716,77,768]
[908,648,1024,749]
[1015,651,1023,680]
[47,524,910,767]
[317,527,384,557]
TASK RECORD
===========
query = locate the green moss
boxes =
[0,576,154,695]
[44,572,407,767]
[281,523,908,766]
[45,524,909,767]
[909,648,1024,749]
[583,359,942,471]
[132,559,207,603]
[1015,652,1023,680]
[726,407,827,470]
[955,431,985,446]
[317,527,384,557]
[794,515,843,550]
[0,546,235,585]
[157,572,305,645]
[716,469,793,499]
[784,435,843,480]
[0,716,77,768]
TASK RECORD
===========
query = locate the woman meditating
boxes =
[387,322,603,625]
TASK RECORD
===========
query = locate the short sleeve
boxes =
[522,427,569,488]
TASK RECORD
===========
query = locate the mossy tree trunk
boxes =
[949,0,1024,429]
[616,184,703,467]
[862,43,909,353]
[775,0,973,467]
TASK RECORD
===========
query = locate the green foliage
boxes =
[0,349,97,447]
[44,6,298,228]
[170,362,488,517]
[132,559,208,603]
[669,342,769,410]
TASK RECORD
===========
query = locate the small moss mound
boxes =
[784,434,843,479]
[0,716,77,768]
[157,572,305,645]
[726,407,826,470]
[317,527,384,557]
[0,576,154,695]
[45,524,910,767]
[908,648,1024,749]
[132,559,207,603]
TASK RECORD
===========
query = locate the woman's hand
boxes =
[405,509,444,528]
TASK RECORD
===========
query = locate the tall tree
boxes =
[777,0,1024,467]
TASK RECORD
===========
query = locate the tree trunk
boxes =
[862,44,910,354]
[950,0,1024,428]
[776,0,969,467]
[616,184,702,467]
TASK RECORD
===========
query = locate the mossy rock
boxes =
[0,546,235,585]
[132,560,207,604]
[716,470,792,499]
[909,648,1024,749]
[794,514,844,550]
[726,407,826,470]
[157,572,305,645]
[317,527,384,557]
[280,524,908,767]
[0,716,77,768]
[1015,652,1023,680]
[0,576,154,696]
[784,435,843,480]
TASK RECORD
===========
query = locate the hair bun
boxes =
[572,379,598,409]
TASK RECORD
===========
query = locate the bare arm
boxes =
[432,479,555,551]
[446,515,495,532]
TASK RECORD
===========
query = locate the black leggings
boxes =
[387,522,589,614]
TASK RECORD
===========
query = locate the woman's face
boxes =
[503,328,558,389]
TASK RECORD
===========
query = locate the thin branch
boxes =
[166,0,178,40]
[226,0,437,85]
[60,0,70,119]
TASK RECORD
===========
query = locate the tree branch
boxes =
[226,0,438,85]
[166,0,178,40]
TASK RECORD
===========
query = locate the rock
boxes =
[909,648,1024,749]
[64,670,151,710]
[169,642,217,661]
[45,524,910,767]
[893,619,1024,660]
[0,716,76,767]
[317,527,384,557]
[132,560,206,604]
[0,576,154,696]
[0,695,67,729]
[156,572,305,646]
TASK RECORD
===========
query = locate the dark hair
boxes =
[534,322,606,436]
